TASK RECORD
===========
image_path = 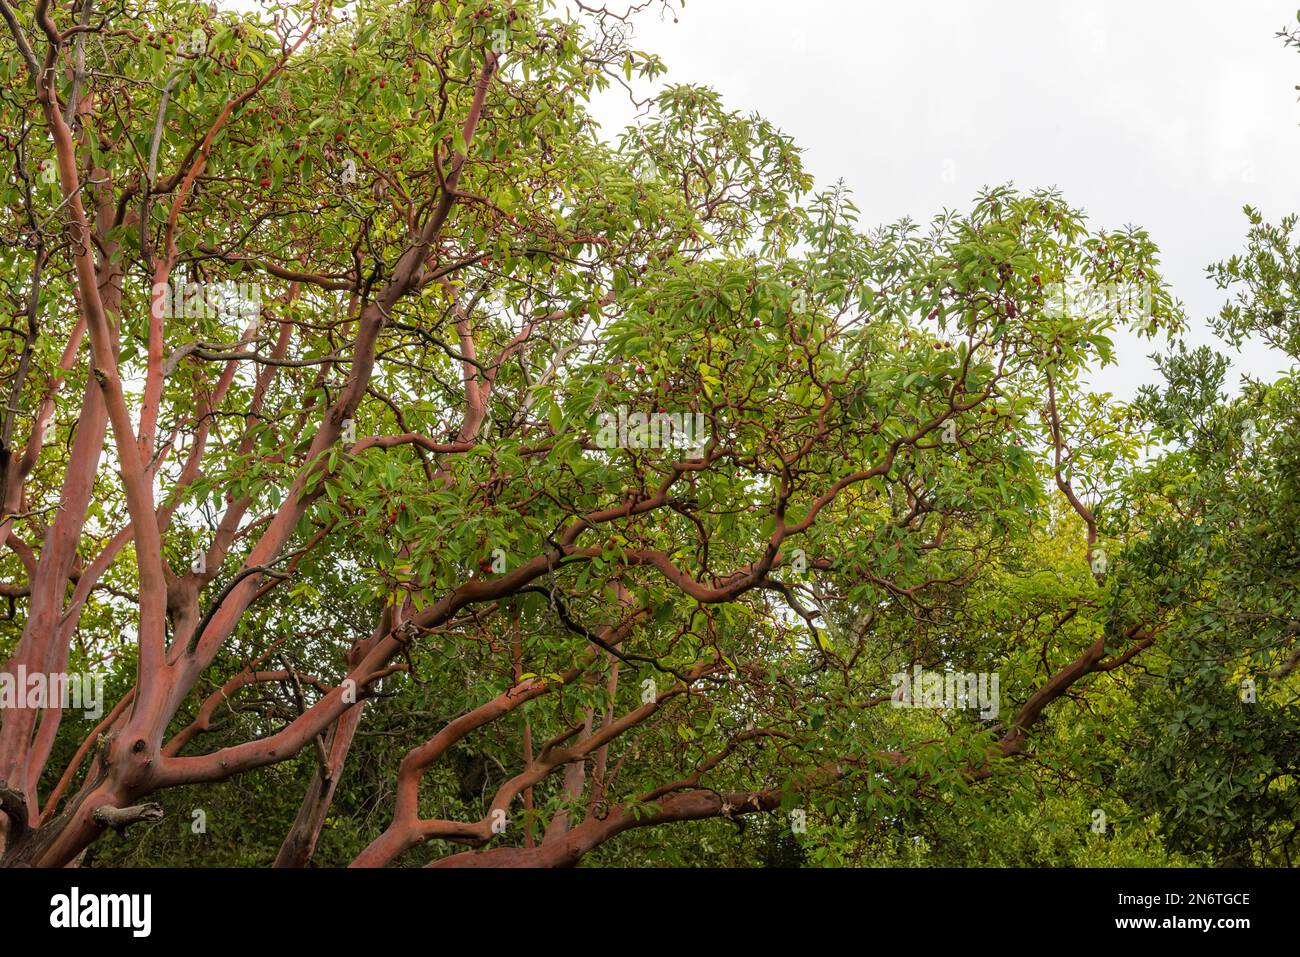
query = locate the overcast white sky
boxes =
[594,0,1300,397]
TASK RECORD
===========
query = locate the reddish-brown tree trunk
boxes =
[273,706,363,867]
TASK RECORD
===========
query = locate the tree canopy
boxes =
[0,0,1295,868]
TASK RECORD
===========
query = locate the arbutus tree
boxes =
[0,0,1184,868]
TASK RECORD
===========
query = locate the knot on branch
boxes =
[93,802,164,835]
[393,619,421,647]
[0,780,29,838]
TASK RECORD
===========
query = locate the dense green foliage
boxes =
[0,1,1295,867]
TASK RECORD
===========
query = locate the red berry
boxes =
[335,132,344,141]
[259,178,270,187]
